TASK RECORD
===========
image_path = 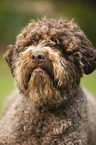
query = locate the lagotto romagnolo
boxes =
[0,17,96,145]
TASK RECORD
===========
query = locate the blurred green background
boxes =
[0,0,96,118]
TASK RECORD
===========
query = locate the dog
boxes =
[0,17,96,145]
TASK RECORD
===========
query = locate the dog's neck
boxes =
[24,84,83,112]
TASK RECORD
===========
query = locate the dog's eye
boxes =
[55,45,63,51]
[56,45,60,49]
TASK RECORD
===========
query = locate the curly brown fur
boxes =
[1,17,96,145]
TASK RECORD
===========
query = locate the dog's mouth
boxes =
[30,67,54,80]
[32,67,52,76]
[25,64,55,89]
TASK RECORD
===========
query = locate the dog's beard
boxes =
[27,68,63,108]
[16,61,78,108]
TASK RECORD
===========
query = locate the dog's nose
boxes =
[31,52,46,62]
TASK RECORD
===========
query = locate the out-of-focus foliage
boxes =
[0,0,96,52]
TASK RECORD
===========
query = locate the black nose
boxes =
[31,52,46,62]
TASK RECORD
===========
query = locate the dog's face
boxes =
[14,43,80,108]
[4,18,96,108]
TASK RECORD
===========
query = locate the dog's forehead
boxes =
[15,18,93,60]
[16,18,83,54]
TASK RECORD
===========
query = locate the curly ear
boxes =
[3,45,16,77]
[80,42,96,75]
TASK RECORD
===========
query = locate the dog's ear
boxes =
[79,39,96,75]
[3,45,16,77]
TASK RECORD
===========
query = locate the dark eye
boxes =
[56,45,60,49]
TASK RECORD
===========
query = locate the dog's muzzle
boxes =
[27,51,54,84]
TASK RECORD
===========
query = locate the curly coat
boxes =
[0,17,96,145]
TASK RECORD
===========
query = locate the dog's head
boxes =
[4,18,96,108]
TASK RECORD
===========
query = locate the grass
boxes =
[0,55,96,119]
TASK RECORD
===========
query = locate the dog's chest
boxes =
[19,108,71,144]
